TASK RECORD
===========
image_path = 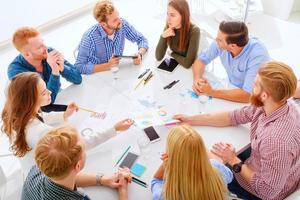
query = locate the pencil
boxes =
[115,146,131,167]
[78,106,98,114]
[134,77,145,90]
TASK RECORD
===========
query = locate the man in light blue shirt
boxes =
[75,0,148,74]
[192,21,270,103]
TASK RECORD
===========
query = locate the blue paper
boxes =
[131,163,146,177]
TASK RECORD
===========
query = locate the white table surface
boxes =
[55,55,250,200]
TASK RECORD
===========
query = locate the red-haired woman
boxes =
[1,72,133,175]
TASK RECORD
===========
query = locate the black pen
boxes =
[144,74,154,86]
[132,177,148,187]
[168,80,180,89]
[164,80,180,89]
[138,68,150,79]
[163,80,176,89]
[144,71,153,82]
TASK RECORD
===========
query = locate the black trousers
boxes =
[228,146,261,200]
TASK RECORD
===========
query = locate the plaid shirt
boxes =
[230,102,300,200]
[75,18,148,74]
[22,165,90,200]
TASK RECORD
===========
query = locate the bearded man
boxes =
[173,61,300,200]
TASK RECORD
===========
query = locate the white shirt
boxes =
[19,112,117,175]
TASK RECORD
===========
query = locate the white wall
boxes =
[0,0,95,42]
[292,0,300,11]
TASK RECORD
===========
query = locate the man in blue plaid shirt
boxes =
[75,0,148,74]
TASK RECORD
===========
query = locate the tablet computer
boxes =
[119,152,138,168]
[157,58,179,73]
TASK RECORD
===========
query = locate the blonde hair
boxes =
[12,27,39,51]
[164,125,227,200]
[258,61,297,102]
[93,0,115,23]
[35,125,82,180]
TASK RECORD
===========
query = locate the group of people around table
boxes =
[2,0,300,200]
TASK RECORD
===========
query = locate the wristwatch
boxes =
[96,173,104,185]
[232,161,244,173]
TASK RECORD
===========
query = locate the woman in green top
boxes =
[155,0,200,69]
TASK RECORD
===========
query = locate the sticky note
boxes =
[131,163,146,177]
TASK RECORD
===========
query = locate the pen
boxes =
[163,80,180,89]
[132,177,148,188]
[144,71,153,82]
[168,80,180,89]
[163,80,176,89]
[115,146,131,166]
[138,68,150,79]
[144,74,154,86]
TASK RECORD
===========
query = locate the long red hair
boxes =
[167,0,191,52]
[1,72,41,157]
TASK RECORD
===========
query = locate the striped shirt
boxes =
[292,98,300,112]
[230,102,300,200]
[75,18,148,74]
[22,165,90,200]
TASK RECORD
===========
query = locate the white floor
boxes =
[0,0,300,199]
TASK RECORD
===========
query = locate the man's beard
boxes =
[250,92,264,107]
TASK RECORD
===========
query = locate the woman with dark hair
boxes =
[1,72,133,175]
[155,0,200,68]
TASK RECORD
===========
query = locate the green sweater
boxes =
[155,24,200,68]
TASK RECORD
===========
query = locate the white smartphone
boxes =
[143,126,160,143]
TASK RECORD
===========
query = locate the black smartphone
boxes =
[144,126,160,143]
[119,152,138,168]
[114,55,138,59]
[157,58,178,73]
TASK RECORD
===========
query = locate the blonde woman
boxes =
[151,125,232,200]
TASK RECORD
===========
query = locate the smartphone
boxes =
[157,58,178,73]
[119,152,138,168]
[114,55,138,59]
[144,126,160,143]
